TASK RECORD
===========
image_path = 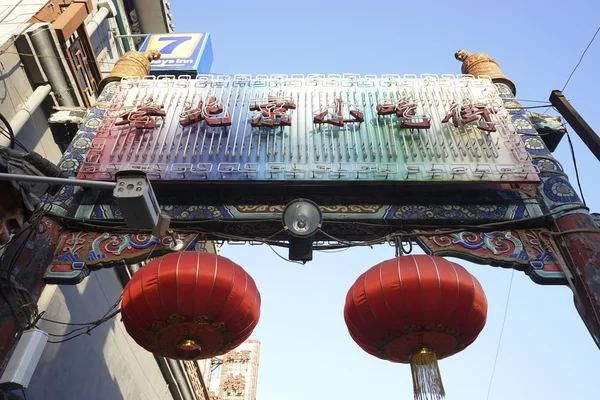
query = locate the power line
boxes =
[565,129,587,206]
[0,125,28,152]
[516,104,552,109]
[486,269,514,400]
[540,25,600,115]
[515,99,551,104]
[45,309,121,344]
[561,25,600,92]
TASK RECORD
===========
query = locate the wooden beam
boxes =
[550,90,600,161]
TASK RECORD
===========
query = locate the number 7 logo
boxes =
[147,34,204,59]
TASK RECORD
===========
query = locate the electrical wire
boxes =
[564,129,587,206]
[539,229,600,239]
[45,309,121,344]
[265,243,304,265]
[561,25,600,93]
[316,247,351,253]
[0,125,29,153]
[0,221,42,325]
[541,25,600,115]
[515,104,553,109]
[0,112,19,151]
[40,295,122,327]
[516,99,552,104]
[0,47,584,115]
[63,204,583,254]
[0,199,52,328]
[30,288,123,344]
[486,269,514,400]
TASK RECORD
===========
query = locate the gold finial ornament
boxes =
[98,50,162,93]
[454,50,516,95]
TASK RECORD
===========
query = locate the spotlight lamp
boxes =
[282,199,323,263]
[282,199,323,237]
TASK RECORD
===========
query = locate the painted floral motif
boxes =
[394,204,507,220]
[514,117,534,131]
[71,137,91,150]
[542,175,579,203]
[417,227,566,284]
[56,232,87,261]
[432,231,527,260]
[84,118,101,129]
[233,204,384,214]
[534,158,562,172]
[496,84,583,214]
[58,158,80,173]
[524,136,546,150]
[49,231,201,284]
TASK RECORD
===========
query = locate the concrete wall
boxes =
[0,5,177,399]
[0,41,61,163]
[28,268,173,400]
[87,1,124,76]
[90,17,122,76]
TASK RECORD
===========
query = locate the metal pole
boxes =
[29,24,81,106]
[0,172,116,190]
[86,6,110,38]
[0,84,52,148]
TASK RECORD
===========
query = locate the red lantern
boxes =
[121,252,261,360]
[344,255,487,400]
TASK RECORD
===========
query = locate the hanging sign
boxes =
[138,33,213,76]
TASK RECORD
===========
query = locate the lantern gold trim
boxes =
[175,338,202,360]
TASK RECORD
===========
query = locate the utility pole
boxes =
[550,90,600,162]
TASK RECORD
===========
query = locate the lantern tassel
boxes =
[410,347,445,400]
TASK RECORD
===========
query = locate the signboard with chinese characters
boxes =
[138,33,213,76]
[77,74,538,184]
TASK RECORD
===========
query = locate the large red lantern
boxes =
[344,255,487,400]
[121,252,261,360]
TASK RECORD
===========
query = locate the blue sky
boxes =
[171,1,600,399]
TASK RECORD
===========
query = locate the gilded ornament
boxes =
[455,49,516,94]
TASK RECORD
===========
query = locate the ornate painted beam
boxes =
[32,49,600,351]
[454,50,600,348]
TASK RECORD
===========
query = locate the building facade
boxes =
[0,0,174,161]
[0,1,213,399]
[211,340,261,400]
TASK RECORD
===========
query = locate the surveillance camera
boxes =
[113,170,160,230]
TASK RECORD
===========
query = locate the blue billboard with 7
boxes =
[138,33,213,75]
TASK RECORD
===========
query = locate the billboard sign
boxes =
[78,74,539,184]
[138,33,213,76]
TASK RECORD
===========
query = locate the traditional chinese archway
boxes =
[5,48,599,374]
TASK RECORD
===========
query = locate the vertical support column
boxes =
[454,49,600,348]
[499,84,600,348]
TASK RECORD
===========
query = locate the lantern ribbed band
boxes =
[121,252,261,360]
[343,255,488,399]
[410,347,445,400]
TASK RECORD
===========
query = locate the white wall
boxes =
[0,41,61,163]
[87,3,124,76]
[29,268,173,400]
